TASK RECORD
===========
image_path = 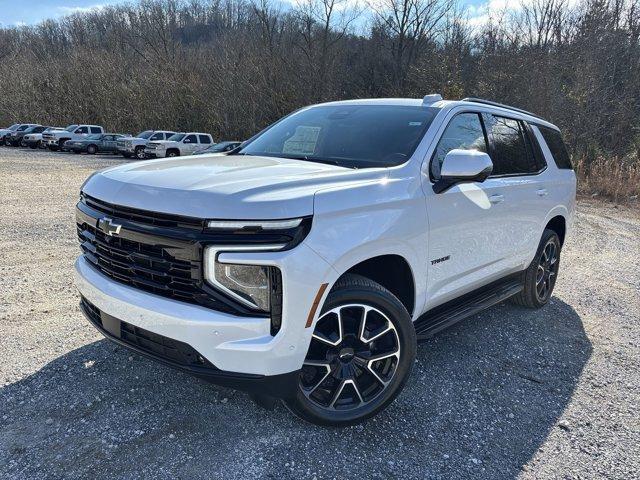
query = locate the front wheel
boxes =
[87,144,97,155]
[134,146,146,159]
[510,229,561,308]
[285,274,416,426]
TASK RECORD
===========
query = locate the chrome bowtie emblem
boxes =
[98,217,122,236]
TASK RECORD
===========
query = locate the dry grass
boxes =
[574,156,640,203]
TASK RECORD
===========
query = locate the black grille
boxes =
[80,296,215,369]
[76,221,241,314]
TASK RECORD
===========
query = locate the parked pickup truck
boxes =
[117,130,177,159]
[75,95,575,426]
[23,127,65,149]
[43,124,105,151]
[145,132,214,158]
[66,133,126,154]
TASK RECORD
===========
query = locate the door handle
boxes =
[537,188,548,197]
[489,194,504,204]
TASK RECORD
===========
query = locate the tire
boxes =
[87,144,97,155]
[58,139,68,151]
[20,139,27,148]
[29,143,37,149]
[510,229,561,308]
[285,274,417,426]
[166,149,179,158]
[134,146,146,160]
[36,141,42,149]
[49,145,59,152]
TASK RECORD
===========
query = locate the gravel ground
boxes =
[0,147,639,480]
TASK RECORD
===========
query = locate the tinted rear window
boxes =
[539,126,572,169]
[487,115,540,175]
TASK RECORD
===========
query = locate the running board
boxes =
[414,274,523,341]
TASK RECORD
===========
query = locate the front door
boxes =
[423,111,516,309]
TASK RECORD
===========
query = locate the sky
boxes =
[0,0,534,28]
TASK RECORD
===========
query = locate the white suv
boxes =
[144,132,214,158]
[75,95,576,425]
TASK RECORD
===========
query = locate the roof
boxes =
[313,95,558,129]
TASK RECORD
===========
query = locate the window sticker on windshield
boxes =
[409,122,422,126]
[283,126,321,155]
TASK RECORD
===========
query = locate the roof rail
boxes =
[462,97,542,120]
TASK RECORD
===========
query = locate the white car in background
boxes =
[75,95,576,426]
[145,132,214,158]
[23,127,65,149]
[117,130,177,159]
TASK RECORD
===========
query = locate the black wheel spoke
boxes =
[302,304,400,410]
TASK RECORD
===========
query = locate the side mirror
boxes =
[433,149,493,194]
[184,139,191,143]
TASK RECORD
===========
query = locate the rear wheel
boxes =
[510,229,561,308]
[87,144,97,155]
[285,274,416,426]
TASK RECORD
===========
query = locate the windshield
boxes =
[65,125,78,132]
[237,105,439,168]
[86,134,102,140]
[8,124,20,131]
[167,133,185,141]
[17,125,30,131]
[136,130,153,139]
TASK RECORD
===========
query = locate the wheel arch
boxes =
[545,215,567,246]
[335,254,416,316]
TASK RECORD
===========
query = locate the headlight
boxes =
[204,245,284,312]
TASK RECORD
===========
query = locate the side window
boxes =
[150,133,163,140]
[539,126,573,169]
[486,116,538,175]
[184,134,197,143]
[90,127,102,134]
[75,126,89,134]
[431,113,487,179]
[199,135,212,144]
[34,126,45,133]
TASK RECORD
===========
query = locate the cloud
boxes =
[57,3,107,15]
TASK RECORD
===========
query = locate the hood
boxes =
[147,140,176,147]
[82,155,386,219]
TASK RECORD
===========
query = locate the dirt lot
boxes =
[0,147,639,479]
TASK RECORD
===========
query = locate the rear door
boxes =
[182,134,198,154]
[483,114,549,265]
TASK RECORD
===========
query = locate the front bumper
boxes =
[75,236,335,379]
[144,149,164,158]
[78,294,299,398]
